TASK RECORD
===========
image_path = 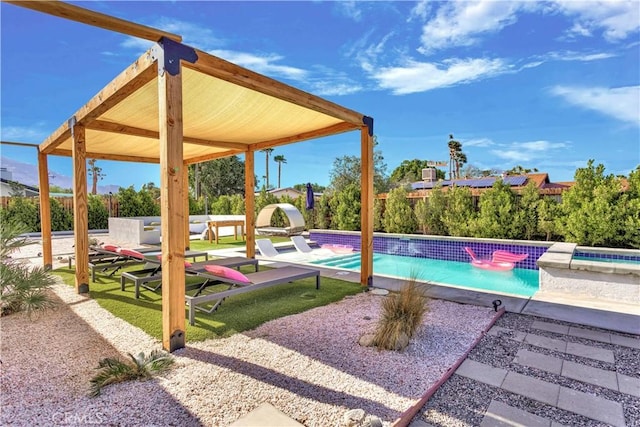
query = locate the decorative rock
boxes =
[358,333,376,347]
[343,409,365,426]
[363,415,383,427]
[370,288,389,296]
[394,332,410,351]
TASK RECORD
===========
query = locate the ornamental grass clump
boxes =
[90,350,174,397]
[373,279,429,351]
[0,220,57,318]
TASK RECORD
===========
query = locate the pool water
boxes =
[573,255,640,265]
[312,253,539,297]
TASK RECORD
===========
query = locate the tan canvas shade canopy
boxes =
[29,32,374,351]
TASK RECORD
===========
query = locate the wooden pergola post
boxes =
[37,151,53,270]
[183,165,190,250]
[158,43,187,352]
[71,120,89,293]
[244,150,256,259]
[360,117,374,287]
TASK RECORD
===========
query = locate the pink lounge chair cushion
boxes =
[101,244,120,252]
[117,248,146,260]
[204,265,250,283]
[155,254,192,268]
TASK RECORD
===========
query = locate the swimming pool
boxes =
[311,252,539,297]
[573,252,640,265]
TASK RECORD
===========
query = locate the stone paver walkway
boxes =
[412,313,639,427]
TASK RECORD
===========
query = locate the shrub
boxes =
[87,195,109,230]
[0,220,57,317]
[90,350,174,397]
[50,198,73,231]
[373,279,428,351]
[383,187,416,234]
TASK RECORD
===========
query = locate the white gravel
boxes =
[0,236,497,426]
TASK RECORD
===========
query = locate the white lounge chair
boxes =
[291,236,335,257]
[290,236,314,253]
[256,239,281,258]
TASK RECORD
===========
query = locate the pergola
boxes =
[9,1,374,351]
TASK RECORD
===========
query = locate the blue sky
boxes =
[1,1,638,193]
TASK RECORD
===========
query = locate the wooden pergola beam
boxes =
[184,50,364,126]
[40,52,157,154]
[87,120,249,150]
[249,122,359,152]
[49,148,160,164]
[3,0,181,42]
[183,149,245,165]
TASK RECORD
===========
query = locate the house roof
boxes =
[39,39,367,164]
[0,178,39,193]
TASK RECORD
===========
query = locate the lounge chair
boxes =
[291,236,335,258]
[88,245,159,282]
[256,239,281,258]
[186,265,320,325]
[91,247,208,283]
[120,255,250,298]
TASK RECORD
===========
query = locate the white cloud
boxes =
[372,57,508,95]
[550,85,640,125]
[414,1,638,55]
[464,138,495,147]
[551,51,617,62]
[0,125,50,143]
[208,49,308,81]
[408,0,431,22]
[552,0,640,42]
[336,1,362,22]
[418,1,532,54]
[491,140,569,162]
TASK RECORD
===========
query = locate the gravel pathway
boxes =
[0,236,497,426]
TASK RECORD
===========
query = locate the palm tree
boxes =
[88,159,106,195]
[261,148,274,189]
[273,154,287,188]
[454,152,467,181]
[447,135,462,180]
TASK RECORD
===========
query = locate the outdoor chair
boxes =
[186,265,320,325]
[290,236,334,257]
[121,256,259,299]
[256,239,282,258]
[90,246,208,283]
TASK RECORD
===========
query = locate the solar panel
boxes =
[412,175,529,191]
[504,176,528,186]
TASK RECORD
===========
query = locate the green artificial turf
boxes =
[53,263,363,342]
[187,235,290,251]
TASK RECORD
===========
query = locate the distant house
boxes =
[377,173,574,204]
[256,187,304,200]
[0,178,39,197]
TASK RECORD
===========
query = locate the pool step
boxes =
[314,253,383,269]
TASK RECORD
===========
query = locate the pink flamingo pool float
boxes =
[464,247,528,271]
[321,244,354,254]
